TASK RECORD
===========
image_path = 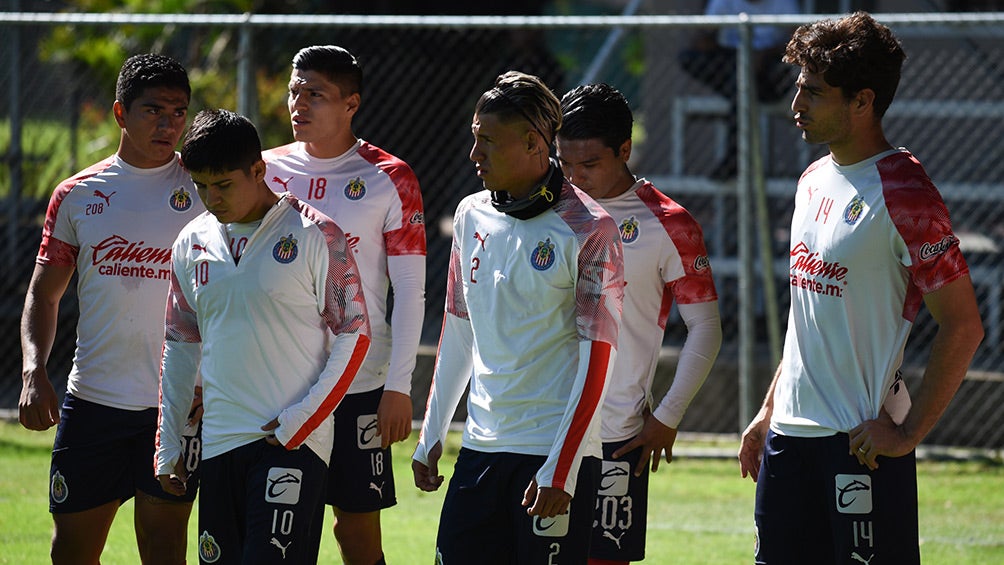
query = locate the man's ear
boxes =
[346,92,361,116]
[112,100,127,128]
[251,159,267,182]
[618,138,633,162]
[526,129,547,155]
[852,88,876,117]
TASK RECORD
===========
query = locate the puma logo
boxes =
[851,552,874,565]
[270,537,291,559]
[602,530,625,549]
[473,231,489,250]
[94,189,116,206]
[272,176,292,190]
[369,481,385,499]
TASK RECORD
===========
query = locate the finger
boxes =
[522,482,537,509]
[635,449,652,476]
[612,438,641,460]
[188,404,203,426]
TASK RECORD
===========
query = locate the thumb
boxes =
[522,479,538,508]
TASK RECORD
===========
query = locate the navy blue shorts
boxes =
[198,439,327,565]
[589,439,650,561]
[325,387,396,512]
[436,448,600,564]
[754,430,919,564]
[49,393,199,513]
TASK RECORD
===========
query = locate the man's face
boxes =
[192,161,267,224]
[116,86,189,168]
[556,136,631,200]
[469,112,535,195]
[791,69,853,149]
[287,68,358,158]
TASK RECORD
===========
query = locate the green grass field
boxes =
[1,420,1002,564]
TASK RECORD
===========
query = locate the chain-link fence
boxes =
[1,5,1002,450]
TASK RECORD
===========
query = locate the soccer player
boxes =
[412,70,624,564]
[19,53,203,565]
[556,83,723,565]
[155,109,371,564]
[738,12,984,563]
[261,45,426,565]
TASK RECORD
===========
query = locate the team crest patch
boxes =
[50,470,68,504]
[530,238,556,271]
[199,530,222,563]
[619,216,640,244]
[272,233,298,264]
[344,176,366,200]
[843,195,865,225]
[169,186,195,212]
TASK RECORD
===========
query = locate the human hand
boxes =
[521,479,572,518]
[738,408,770,482]
[612,411,678,476]
[187,385,203,427]
[261,419,281,446]
[848,415,913,470]
[157,457,189,496]
[412,440,444,492]
[18,370,60,431]
[377,390,413,448]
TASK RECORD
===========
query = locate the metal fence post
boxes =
[7,0,22,275]
[736,13,755,430]
[236,12,257,125]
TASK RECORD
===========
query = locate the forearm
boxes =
[157,341,200,475]
[900,322,983,446]
[20,293,58,379]
[385,254,426,394]
[415,312,473,464]
[653,301,722,428]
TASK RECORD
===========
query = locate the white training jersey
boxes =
[772,149,969,437]
[36,154,203,410]
[595,179,719,441]
[415,177,624,496]
[156,194,371,472]
[263,140,426,395]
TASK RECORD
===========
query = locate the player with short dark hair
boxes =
[262,44,427,565]
[557,83,723,565]
[738,12,984,563]
[19,52,202,565]
[412,70,625,564]
[157,108,371,564]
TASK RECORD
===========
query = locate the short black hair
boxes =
[558,83,633,152]
[292,45,363,96]
[115,53,190,111]
[180,109,262,175]
[784,12,906,118]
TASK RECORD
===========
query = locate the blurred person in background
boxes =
[678,0,801,178]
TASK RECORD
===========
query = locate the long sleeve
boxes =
[413,312,474,466]
[383,254,426,395]
[652,300,722,428]
[275,217,371,449]
[156,260,202,476]
[414,226,472,465]
[536,339,616,495]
